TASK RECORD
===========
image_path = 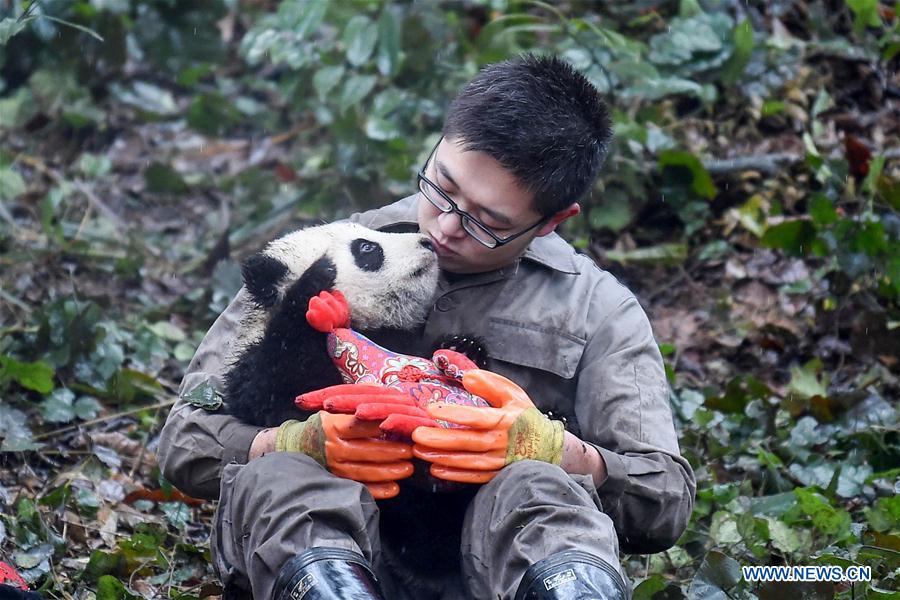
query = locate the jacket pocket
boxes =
[486,318,586,379]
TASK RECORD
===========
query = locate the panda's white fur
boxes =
[263,222,438,331]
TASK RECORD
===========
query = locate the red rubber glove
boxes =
[307,290,350,332]
[412,370,565,484]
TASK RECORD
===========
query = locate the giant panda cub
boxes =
[223,221,485,588]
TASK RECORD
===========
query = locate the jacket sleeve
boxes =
[575,292,696,554]
[157,289,265,501]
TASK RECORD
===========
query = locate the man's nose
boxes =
[437,210,466,238]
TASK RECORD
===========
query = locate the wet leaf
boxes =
[687,550,741,600]
[0,355,55,394]
[658,151,717,199]
[182,381,223,411]
[343,15,377,67]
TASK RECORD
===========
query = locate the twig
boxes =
[14,153,127,236]
[33,399,176,441]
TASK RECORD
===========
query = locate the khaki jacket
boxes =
[157,195,695,554]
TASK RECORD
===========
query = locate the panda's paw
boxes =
[306,290,350,332]
[433,349,479,380]
[433,334,489,369]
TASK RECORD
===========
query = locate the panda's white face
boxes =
[257,222,439,330]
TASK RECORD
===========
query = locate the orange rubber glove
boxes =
[297,384,440,439]
[277,412,414,499]
[411,370,565,484]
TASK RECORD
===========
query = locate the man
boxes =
[158,54,695,600]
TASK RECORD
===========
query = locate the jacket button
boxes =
[435,297,454,312]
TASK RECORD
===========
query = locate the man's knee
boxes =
[479,459,596,509]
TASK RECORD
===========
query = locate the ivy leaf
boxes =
[788,359,829,400]
[795,488,853,539]
[0,165,27,201]
[687,550,742,600]
[658,151,717,199]
[343,15,378,67]
[41,388,77,423]
[0,16,30,45]
[0,355,55,394]
[182,381,223,411]
[313,66,345,102]
[376,7,402,77]
[339,75,377,114]
[0,404,42,452]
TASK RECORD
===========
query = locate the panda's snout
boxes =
[419,238,435,253]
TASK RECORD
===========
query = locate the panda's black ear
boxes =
[242,253,288,308]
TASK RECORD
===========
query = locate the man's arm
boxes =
[157,290,265,501]
[574,293,696,554]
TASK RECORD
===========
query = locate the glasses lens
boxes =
[461,217,498,248]
[419,178,453,212]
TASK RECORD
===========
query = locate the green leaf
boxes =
[687,550,742,600]
[343,15,378,67]
[376,7,402,77]
[658,151,717,199]
[720,19,754,84]
[604,243,688,266]
[588,187,633,231]
[0,356,55,393]
[761,220,817,256]
[160,501,190,531]
[761,99,786,117]
[74,397,102,420]
[148,321,187,342]
[365,117,401,141]
[0,16,33,45]
[846,0,882,33]
[97,574,140,600]
[788,359,829,400]
[78,153,112,179]
[110,81,178,116]
[145,162,189,195]
[809,193,837,226]
[339,75,377,114]
[182,381,223,411]
[0,166,27,201]
[41,388,77,423]
[795,488,853,538]
[313,66,345,102]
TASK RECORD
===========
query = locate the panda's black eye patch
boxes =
[351,238,384,272]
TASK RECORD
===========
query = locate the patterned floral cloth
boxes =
[327,328,489,425]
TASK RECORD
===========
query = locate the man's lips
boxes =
[428,235,455,256]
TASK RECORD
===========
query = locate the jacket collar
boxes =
[358,194,581,275]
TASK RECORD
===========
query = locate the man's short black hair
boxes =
[443,54,612,216]
[443,53,613,217]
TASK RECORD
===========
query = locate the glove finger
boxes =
[321,414,384,438]
[320,290,350,327]
[355,403,431,421]
[412,445,506,470]
[380,414,440,438]
[429,464,500,484]
[412,426,507,452]
[297,384,409,411]
[425,403,508,428]
[365,481,399,500]
[326,437,413,462]
[329,460,414,482]
[461,370,532,409]
[306,297,334,333]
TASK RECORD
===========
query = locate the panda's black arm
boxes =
[224,256,344,428]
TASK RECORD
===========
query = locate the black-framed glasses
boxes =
[416,137,547,249]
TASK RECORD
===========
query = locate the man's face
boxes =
[416,137,574,274]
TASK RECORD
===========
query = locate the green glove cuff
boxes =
[276,414,327,468]
[507,407,565,465]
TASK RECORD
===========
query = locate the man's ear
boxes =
[536,203,581,237]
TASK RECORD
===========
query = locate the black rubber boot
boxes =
[271,547,385,600]
[514,550,629,600]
